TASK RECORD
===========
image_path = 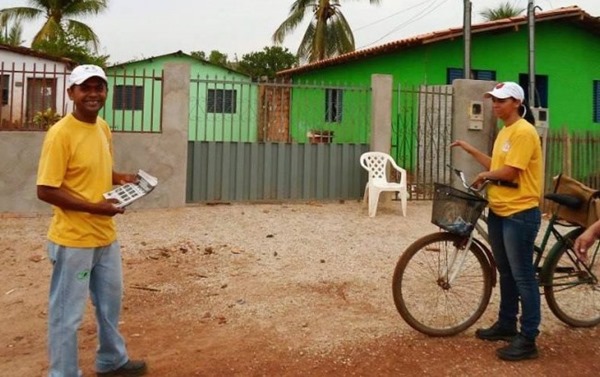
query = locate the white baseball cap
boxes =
[484,82,524,101]
[68,64,108,88]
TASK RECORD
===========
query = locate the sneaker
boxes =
[97,359,148,376]
[475,322,518,342]
[496,333,539,361]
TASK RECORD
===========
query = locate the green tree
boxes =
[191,49,231,68]
[479,1,525,21]
[190,50,207,60]
[237,46,298,79]
[273,0,381,63]
[0,0,108,53]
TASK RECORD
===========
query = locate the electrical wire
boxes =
[354,0,439,32]
[358,0,450,49]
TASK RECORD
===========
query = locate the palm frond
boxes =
[63,0,109,18]
[0,7,43,23]
[273,8,310,44]
[479,1,525,21]
[66,19,100,50]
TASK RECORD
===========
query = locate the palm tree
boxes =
[479,1,525,21]
[0,0,108,52]
[273,0,381,63]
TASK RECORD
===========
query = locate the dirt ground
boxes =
[1,200,599,377]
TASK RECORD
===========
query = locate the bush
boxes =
[32,108,62,129]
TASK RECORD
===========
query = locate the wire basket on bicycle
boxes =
[431,183,488,236]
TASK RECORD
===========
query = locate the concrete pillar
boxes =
[112,62,190,209]
[451,79,497,187]
[370,74,393,152]
[369,74,396,209]
[159,62,190,207]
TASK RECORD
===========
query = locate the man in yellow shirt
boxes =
[37,65,147,376]
[451,82,543,361]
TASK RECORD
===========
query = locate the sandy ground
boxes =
[1,200,599,377]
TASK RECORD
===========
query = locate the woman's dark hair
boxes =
[520,101,536,124]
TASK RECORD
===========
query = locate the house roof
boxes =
[108,50,250,77]
[0,43,76,67]
[277,5,599,76]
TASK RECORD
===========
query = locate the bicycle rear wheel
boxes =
[543,232,600,327]
[392,232,494,336]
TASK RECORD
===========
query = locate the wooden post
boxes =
[563,128,572,176]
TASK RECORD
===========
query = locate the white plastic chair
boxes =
[360,152,408,217]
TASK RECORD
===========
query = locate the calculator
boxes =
[103,170,158,208]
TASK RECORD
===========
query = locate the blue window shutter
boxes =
[594,81,600,123]
[519,74,548,108]
[475,70,496,81]
[447,68,463,85]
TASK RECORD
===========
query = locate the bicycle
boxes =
[391,166,600,337]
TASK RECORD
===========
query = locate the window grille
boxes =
[325,88,343,123]
[207,89,237,113]
[1,75,9,105]
[113,85,144,110]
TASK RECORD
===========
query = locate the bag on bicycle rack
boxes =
[551,174,600,228]
[431,183,488,236]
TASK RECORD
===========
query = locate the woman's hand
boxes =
[450,140,474,154]
[573,226,600,262]
[472,171,489,189]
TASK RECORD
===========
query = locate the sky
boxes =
[3,0,600,65]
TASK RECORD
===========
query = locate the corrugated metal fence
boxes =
[186,142,368,202]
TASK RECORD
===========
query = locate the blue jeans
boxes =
[487,207,541,340]
[47,241,129,377]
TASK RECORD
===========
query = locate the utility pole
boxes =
[463,0,472,79]
[528,0,536,106]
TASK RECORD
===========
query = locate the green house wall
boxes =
[288,20,600,136]
[104,54,257,141]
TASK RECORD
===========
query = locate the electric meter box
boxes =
[531,107,549,137]
[468,101,484,130]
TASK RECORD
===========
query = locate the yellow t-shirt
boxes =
[487,118,543,216]
[37,114,116,247]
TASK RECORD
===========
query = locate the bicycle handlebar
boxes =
[446,164,518,193]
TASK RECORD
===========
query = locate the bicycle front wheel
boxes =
[392,232,494,336]
[543,233,600,327]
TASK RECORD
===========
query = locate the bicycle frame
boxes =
[392,166,600,336]
[447,166,598,287]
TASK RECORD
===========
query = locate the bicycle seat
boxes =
[544,193,583,210]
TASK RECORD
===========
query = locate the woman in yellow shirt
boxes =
[451,82,543,361]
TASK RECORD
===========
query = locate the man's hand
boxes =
[95,199,126,216]
[114,172,139,185]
